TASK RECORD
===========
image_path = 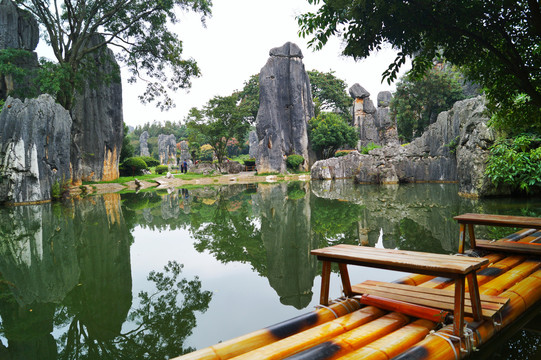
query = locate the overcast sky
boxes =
[38,0,409,128]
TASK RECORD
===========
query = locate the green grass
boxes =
[229,154,252,164]
[174,172,219,180]
[83,174,162,185]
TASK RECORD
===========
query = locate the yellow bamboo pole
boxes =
[337,319,437,360]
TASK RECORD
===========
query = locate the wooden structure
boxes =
[174,213,541,360]
[455,213,541,255]
[311,245,507,338]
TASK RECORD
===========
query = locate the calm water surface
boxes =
[0,181,540,359]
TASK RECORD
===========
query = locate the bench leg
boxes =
[320,261,331,306]
[338,263,353,298]
[467,273,483,321]
[454,277,465,338]
[459,223,466,254]
[468,224,477,249]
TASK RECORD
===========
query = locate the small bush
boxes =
[121,157,148,176]
[335,150,354,157]
[244,158,256,167]
[360,142,381,154]
[155,165,168,174]
[139,156,160,167]
[286,154,304,170]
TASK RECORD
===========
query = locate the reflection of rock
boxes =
[161,189,180,220]
[0,203,79,305]
[257,182,317,309]
[70,195,132,341]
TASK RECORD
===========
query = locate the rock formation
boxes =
[350,84,399,148]
[70,34,123,183]
[0,0,40,101]
[248,130,258,159]
[0,95,72,204]
[139,131,150,157]
[312,96,498,197]
[179,140,191,162]
[255,42,315,173]
[158,134,177,165]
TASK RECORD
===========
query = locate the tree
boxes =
[391,66,467,142]
[307,70,351,118]
[14,0,212,110]
[309,112,358,159]
[120,123,135,163]
[298,0,541,132]
[186,93,250,166]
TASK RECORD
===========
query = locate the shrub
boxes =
[244,158,256,167]
[121,157,148,176]
[335,150,354,157]
[140,156,160,167]
[360,142,381,154]
[155,165,169,174]
[286,154,304,170]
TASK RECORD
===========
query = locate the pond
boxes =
[0,181,540,359]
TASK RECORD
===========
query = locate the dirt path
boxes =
[72,172,311,196]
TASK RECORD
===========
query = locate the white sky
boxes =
[38,0,410,128]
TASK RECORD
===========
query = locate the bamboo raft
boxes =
[174,214,541,360]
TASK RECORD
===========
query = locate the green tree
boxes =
[309,112,358,159]
[186,94,250,166]
[238,74,260,123]
[298,0,541,132]
[307,70,351,118]
[120,123,134,163]
[391,66,466,142]
[13,0,212,110]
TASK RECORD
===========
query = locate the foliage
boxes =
[132,120,188,140]
[360,142,381,154]
[0,99,4,115]
[390,66,466,142]
[286,154,305,170]
[186,93,251,165]
[120,157,148,176]
[14,0,212,110]
[309,112,358,159]
[139,156,160,168]
[120,123,134,164]
[307,70,351,118]
[243,158,256,167]
[298,0,541,131]
[485,134,541,192]
[238,74,260,123]
[155,165,169,174]
[335,150,354,157]
[51,180,70,200]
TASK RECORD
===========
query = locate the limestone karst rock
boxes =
[70,34,123,183]
[0,95,72,204]
[158,134,177,165]
[255,42,316,173]
[139,131,150,157]
[179,140,191,162]
[248,130,258,159]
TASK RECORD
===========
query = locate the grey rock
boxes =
[349,83,370,99]
[256,42,315,173]
[158,134,177,165]
[139,131,150,157]
[248,130,258,159]
[0,0,39,50]
[377,91,392,108]
[363,98,377,114]
[0,95,72,204]
[71,34,123,183]
[269,42,303,58]
[179,140,191,162]
[221,160,244,174]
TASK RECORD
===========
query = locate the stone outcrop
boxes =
[71,34,123,183]
[351,84,399,148]
[248,130,258,159]
[255,42,315,173]
[312,96,498,197]
[139,131,150,157]
[179,140,191,162]
[158,134,177,165]
[0,95,72,204]
[191,160,244,175]
[0,0,40,101]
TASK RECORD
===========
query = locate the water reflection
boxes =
[0,182,540,359]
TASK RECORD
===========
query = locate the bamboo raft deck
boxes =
[174,214,541,360]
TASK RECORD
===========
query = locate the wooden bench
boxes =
[454,213,541,255]
[311,244,501,338]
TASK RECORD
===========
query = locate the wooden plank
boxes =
[518,231,541,243]
[354,281,509,305]
[454,213,541,229]
[502,229,538,242]
[477,239,541,256]
[320,261,331,306]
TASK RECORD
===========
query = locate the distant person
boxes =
[183,160,188,173]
